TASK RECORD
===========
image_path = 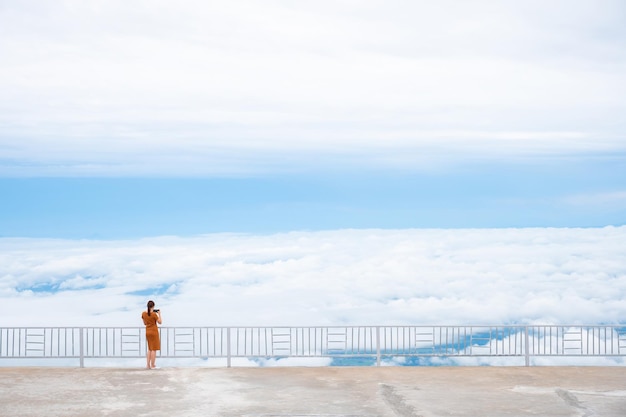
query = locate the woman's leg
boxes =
[150,350,157,368]
[146,349,151,369]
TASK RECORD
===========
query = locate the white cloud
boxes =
[0,1,625,176]
[1,227,624,327]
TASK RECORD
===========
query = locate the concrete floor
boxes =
[0,367,625,417]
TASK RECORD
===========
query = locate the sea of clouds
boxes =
[1,227,624,328]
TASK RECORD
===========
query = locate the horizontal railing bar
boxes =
[2,324,610,327]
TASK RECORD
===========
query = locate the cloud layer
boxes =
[1,1,625,175]
[1,227,624,327]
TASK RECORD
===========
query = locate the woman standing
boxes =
[142,300,162,369]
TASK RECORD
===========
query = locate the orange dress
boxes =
[142,311,161,350]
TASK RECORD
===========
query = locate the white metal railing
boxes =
[1,325,625,367]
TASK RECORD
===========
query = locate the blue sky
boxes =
[1,1,625,238]
[1,155,625,238]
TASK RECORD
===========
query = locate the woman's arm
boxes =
[157,311,162,325]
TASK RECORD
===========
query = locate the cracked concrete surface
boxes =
[556,389,592,417]
[379,384,421,417]
[0,367,625,416]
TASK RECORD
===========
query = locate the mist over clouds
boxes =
[1,227,624,327]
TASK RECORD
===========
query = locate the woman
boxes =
[141,300,162,369]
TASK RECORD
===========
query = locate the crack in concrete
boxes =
[556,389,594,417]
[379,384,422,417]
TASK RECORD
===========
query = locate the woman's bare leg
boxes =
[146,349,151,369]
[150,350,157,368]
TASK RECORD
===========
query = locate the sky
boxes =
[0,0,625,237]
[1,1,626,341]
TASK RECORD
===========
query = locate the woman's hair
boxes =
[147,300,155,316]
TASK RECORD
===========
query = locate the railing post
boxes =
[226,327,231,368]
[524,326,530,367]
[79,327,85,368]
[376,326,381,366]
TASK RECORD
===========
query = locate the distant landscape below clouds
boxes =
[1,227,624,327]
